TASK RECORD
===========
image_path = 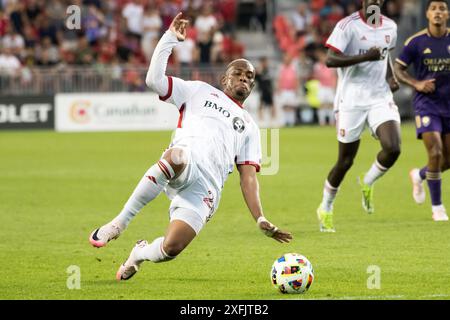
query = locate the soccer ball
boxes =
[270,253,314,294]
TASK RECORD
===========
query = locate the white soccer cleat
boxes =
[89,222,123,248]
[432,206,449,222]
[409,168,426,204]
[116,240,147,281]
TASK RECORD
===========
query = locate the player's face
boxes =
[222,61,256,101]
[426,2,449,26]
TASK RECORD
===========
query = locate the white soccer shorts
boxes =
[336,102,401,143]
[163,146,220,234]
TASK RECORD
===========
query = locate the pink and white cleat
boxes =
[432,206,449,222]
[116,240,147,281]
[409,169,426,204]
[89,222,123,248]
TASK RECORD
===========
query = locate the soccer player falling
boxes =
[317,0,401,232]
[89,13,292,280]
[395,0,450,221]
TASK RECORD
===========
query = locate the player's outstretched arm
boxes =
[237,165,292,243]
[394,62,436,94]
[145,13,189,95]
[326,47,382,68]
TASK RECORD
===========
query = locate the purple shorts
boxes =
[415,114,450,139]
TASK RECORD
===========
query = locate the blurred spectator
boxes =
[249,0,267,31]
[313,47,336,126]
[195,2,217,64]
[218,0,237,33]
[37,13,59,44]
[0,47,21,77]
[255,57,276,126]
[276,53,299,127]
[0,9,8,37]
[46,0,65,30]
[141,6,162,60]
[291,2,312,36]
[75,36,95,65]
[35,36,59,66]
[2,24,25,57]
[122,0,144,40]
[84,4,106,45]
[9,2,26,34]
[26,0,44,22]
[22,24,38,49]
[220,32,244,63]
[173,26,197,68]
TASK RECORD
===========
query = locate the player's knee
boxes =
[428,147,443,164]
[384,144,401,161]
[163,148,188,177]
[337,158,354,172]
[162,240,186,257]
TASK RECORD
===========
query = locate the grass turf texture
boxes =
[0,124,449,300]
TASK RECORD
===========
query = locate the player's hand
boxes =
[257,217,293,243]
[414,79,436,93]
[169,12,189,41]
[388,77,400,92]
[365,47,382,61]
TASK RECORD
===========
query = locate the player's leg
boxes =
[317,108,366,232]
[317,140,360,232]
[89,148,188,247]
[116,209,201,280]
[410,133,450,203]
[362,120,401,187]
[361,104,401,213]
[421,132,448,221]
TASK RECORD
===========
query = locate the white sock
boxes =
[432,204,446,212]
[135,237,175,263]
[321,180,338,212]
[112,159,175,228]
[363,160,388,186]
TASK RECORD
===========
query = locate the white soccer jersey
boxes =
[146,30,261,197]
[160,76,261,193]
[325,11,397,110]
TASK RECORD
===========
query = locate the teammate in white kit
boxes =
[316,0,402,232]
[89,13,292,280]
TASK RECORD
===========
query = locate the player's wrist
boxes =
[257,216,267,225]
[166,29,180,42]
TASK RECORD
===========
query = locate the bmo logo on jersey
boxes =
[203,100,231,118]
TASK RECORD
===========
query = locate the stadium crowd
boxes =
[0,0,409,126]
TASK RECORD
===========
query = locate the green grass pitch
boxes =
[1,124,449,300]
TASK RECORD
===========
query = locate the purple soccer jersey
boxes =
[396,28,450,119]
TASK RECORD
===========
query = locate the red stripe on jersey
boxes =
[159,76,173,101]
[177,103,186,128]
[338,13,359,30]
[224,92,243,109]
[325,43,342,54]
[237,161,261,172]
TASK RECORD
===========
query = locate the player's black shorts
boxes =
[260,92,273,106]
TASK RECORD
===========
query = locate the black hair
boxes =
[427,0,449,10]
